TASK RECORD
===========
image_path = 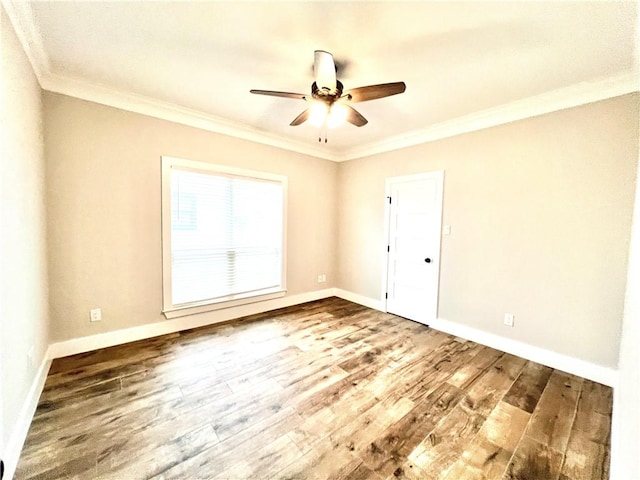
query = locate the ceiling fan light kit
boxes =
[250,50,406,143]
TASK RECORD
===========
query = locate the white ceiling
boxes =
[5,1,639,161]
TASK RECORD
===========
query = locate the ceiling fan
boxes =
[250,50,406,142]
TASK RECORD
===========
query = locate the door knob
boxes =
[425,258,432,263]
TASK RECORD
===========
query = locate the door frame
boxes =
[382,171,445,321]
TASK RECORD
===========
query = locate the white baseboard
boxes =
[3,352,52,480]
[330,289,618,387]
[48,289,336,359]
[610,388,622,480]
[47,290,617,386]
[334,289,385,312]
[429,317,618,387]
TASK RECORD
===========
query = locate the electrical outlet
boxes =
[90,308,102,322]
[504,313,515,327]
[317,274,326,283]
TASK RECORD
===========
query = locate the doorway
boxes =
[384,171,444,324]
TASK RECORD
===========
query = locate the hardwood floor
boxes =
[16,298,612,480]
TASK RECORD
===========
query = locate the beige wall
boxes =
[44,92,338,342]
[44,91,638,369]
[0,5,49,466]
[338,94,639,369]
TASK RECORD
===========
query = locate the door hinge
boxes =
[385,292,388,299]
[387,196,392,204]
[387,245,390,252]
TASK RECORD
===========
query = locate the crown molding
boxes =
[4,0,638,163]
[338,71,640,161]
[41,69,638,164]
[40,72,341,161]
[1,0,49,80]
[1,0,338,161]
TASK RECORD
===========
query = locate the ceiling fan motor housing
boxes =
[312,80,344,103]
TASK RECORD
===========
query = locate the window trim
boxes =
[161,156,287,318]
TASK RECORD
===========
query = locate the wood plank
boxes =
[211,433,303,480]
[35,377,122,415]
[446,346,504,390]
[150,406,303,478]
[337,396,415,454]
[46,332,181,375]
[274,436,359,480]
[407,402,486,478]
[525,370,583,452]
[288,333,438,419]
[459,353,527,418]
[360,382,465,477]
[20,381,185,454]
[503,361,553,413]
[504,435,564,480]
[559,380,612,480]
[288,390,414,458]
[381,459,428,480]
[559,437,610,480]
[327,458,383,480]
[98,424,219,479]
[15,451,97,480]
[442,401,531,480]
[213,365,347,442]
[367,351,523,478]
[21,376,230,461]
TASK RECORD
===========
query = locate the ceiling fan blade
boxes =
[314,50,337,92]
[344,104,368,127]
[290,108,311,126]
[250,89,307,100]
[343,82,406,102]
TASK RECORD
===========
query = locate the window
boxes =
[161,156,287,318]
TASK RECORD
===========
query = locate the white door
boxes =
[385,172,444,324]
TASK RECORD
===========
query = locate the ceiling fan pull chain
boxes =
[319,122,328,143]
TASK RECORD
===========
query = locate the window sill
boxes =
[162,289,287,319]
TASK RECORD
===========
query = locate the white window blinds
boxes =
[164,161,286,311]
